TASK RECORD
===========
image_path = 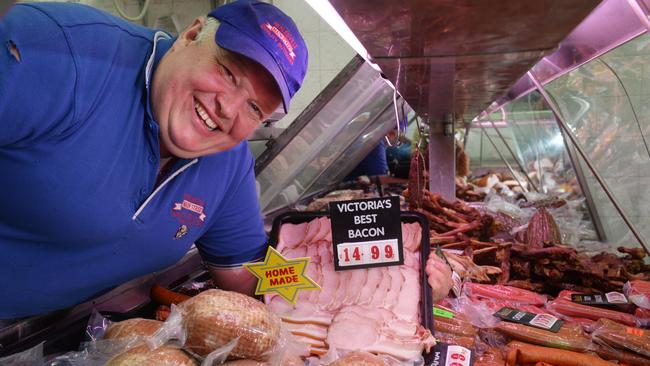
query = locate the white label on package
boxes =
[444,345,472,366]
[606,292,628,304]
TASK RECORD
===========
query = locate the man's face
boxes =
[152,18,282,159]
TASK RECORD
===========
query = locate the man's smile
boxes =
[194,100,220,132]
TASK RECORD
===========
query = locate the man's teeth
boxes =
[194,102,218,131]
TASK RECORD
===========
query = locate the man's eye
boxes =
[249,102,262,119]
[220,63,235,83]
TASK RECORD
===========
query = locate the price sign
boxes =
[329,196,403,271]
[430,343,473,366]
[494,307,563,332]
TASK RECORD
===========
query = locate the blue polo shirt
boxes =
[0,3,267,318]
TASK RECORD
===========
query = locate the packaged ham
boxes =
[327,351,391,366]
[104,344,198,366]
[266,214,435,363]
[591,318,650,358]
[180,289,283,361]
[625,281,650,310]
[494,321,592,352]
[104,318,163,340]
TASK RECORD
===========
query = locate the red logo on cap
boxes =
[261,22,298,64]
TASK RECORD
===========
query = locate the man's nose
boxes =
[215,91,247,131]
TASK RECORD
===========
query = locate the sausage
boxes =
[495,321,592,352]
[545,299,636,326]
[506,341,614,366]
[150,284,191,306]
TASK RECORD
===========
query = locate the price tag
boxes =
[430,343,473,366]
[571,292,628,305]
[329,197,403,271]
[433,307,455,319]
[494,307,563,333]
[337,239,399,267]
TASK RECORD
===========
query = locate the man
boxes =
[0,0,307,318]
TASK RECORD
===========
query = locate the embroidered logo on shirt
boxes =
[172,194,206,227]
[174,224,188,239]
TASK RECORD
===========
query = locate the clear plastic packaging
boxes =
[493,320,592,352]
[0,342,44,366]
[625,281,650,310]
[591,318,650,358]
[179,289,284,361]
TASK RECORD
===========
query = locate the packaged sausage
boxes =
[494,321,592,352]
[591,318,650,358]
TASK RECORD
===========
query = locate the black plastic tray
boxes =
[267,210,434,357]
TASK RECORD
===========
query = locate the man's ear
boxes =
[173,17,206,48]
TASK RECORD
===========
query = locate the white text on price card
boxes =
[336,239,400,267]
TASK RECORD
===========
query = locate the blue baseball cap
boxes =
[209,0,308,113]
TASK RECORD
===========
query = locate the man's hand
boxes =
[207,265,258,296]
[425,251,454,303]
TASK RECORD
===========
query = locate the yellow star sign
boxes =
[244,246,320,304]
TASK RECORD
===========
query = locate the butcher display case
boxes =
[6,0,650,363]
[464,0,650,255]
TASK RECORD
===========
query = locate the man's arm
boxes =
[207,265,258,295]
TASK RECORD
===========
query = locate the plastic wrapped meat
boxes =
[269,218,434,361]
[625,281,650,310]
[180,289,281,360]
[591,318,650,358]
[104,345,198,366]
[104,318,163,340]
[327,351,391,366]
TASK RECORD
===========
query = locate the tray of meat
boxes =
[264,211,435,363]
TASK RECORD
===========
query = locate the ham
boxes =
[278,222,307,249]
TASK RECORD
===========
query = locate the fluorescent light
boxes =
[305,0,383,74]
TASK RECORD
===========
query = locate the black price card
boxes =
[429,343,473,366]
[329,196,403,271]
[494,307,563,333]
[571,292,628,305]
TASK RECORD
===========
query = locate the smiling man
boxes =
[0,0,307,319]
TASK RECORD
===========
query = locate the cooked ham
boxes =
[279,222,307,249]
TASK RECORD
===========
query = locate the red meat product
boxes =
[494,321,592,352]
[505,341,614,366]
[625,281,650,310]
[594,344,650,366]
[434,314,478,338]
[591,318,650,358]
[545,299,636,326]
[636,308,650,327]
[464,283,547,306]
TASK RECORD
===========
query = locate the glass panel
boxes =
[256,63,393,215]
[469,92,577,196]
[543,32,650,249]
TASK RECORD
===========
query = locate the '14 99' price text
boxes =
[337,240,399,267]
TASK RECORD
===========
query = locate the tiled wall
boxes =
[16,0,355,128]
